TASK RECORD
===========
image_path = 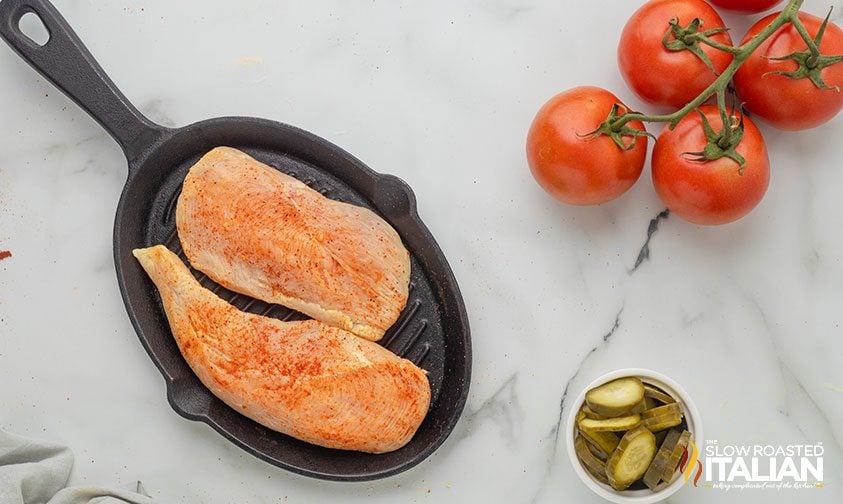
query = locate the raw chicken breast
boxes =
[133,245,429,453]
[176,147,410,341]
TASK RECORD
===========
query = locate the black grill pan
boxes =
[0,0,471,481]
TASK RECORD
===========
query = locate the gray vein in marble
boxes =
[554,308,622,419]
[780,363,813,441]
[804,212,823,279]
[630,209,669,274]
[453,373,521,447]
[529,308,623,504]
[797,160,822,277]
[71,159,98,175]
[681,309,704,328]
[780,360,841,451]
[742,292,842,453]
[46,133,105,157]
[478,2,531,21]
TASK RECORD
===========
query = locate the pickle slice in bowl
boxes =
[578,414,641,432]
[580,427,620,459]
[641,411,683,432]
[581,405,607,420]
[643,383,676,405]
[585,377,645,417]
[628,399,648,415]
[643,428,681,490]
[568,371,699,499]
[606,425,657,491]
[641,402,682,419]
[660,430,693,483]
[575,434,609,484]
[584,438,610,461]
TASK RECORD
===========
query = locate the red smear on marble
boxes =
[0,250,11,261]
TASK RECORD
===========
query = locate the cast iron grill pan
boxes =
[0,0,471,481]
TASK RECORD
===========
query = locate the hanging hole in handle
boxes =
[18,11,50,46]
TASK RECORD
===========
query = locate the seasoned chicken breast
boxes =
[133,245,429,453]
[176,147,410,341]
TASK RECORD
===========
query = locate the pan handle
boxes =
[0,0,164,161]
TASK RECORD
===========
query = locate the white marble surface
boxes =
[1,0,842,502]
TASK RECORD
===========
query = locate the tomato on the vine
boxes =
[708,0,783,14]
[652,105,770,225]
[733,12,843,131]
[618,0,733,109]
[526,86,647,205]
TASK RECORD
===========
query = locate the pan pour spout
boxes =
[133,245,430,454]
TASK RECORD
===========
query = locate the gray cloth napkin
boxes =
[0,429,157,504]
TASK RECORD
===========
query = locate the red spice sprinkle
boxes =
[0,250,11,261]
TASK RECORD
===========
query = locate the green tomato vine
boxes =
[595,0,843,168]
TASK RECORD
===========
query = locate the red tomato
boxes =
[526,86,647,205]
[733,12,843,130]
[619,0,733,109]
[652,105,770,225]
[708,0,782,13]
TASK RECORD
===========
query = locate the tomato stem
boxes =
[715,87,730,148]
[610,0,807,130]
[762,8,843,90]
[790,11,822,61]
[696,34,741,55]
[663,17,728,74]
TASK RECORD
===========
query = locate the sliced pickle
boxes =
[582,405,607,420]
[660,430,693,483]
[606,426,657,491]
[580,428,620,459]
[641,411,683,432]
[640,402,682,419]
[643,429,681,490]
[643,384,676,405]
[629,400,647,415]
[579,414,641,432]
[643,396,658,410]
[585,377,645,417]
[650,481,669,492]
[584,437,610,461]
[575,434,608,477]
[585,462,610,485]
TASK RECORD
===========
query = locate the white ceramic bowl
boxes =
[565,368,703,504]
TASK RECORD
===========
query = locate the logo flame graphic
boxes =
[679,440,703,487]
